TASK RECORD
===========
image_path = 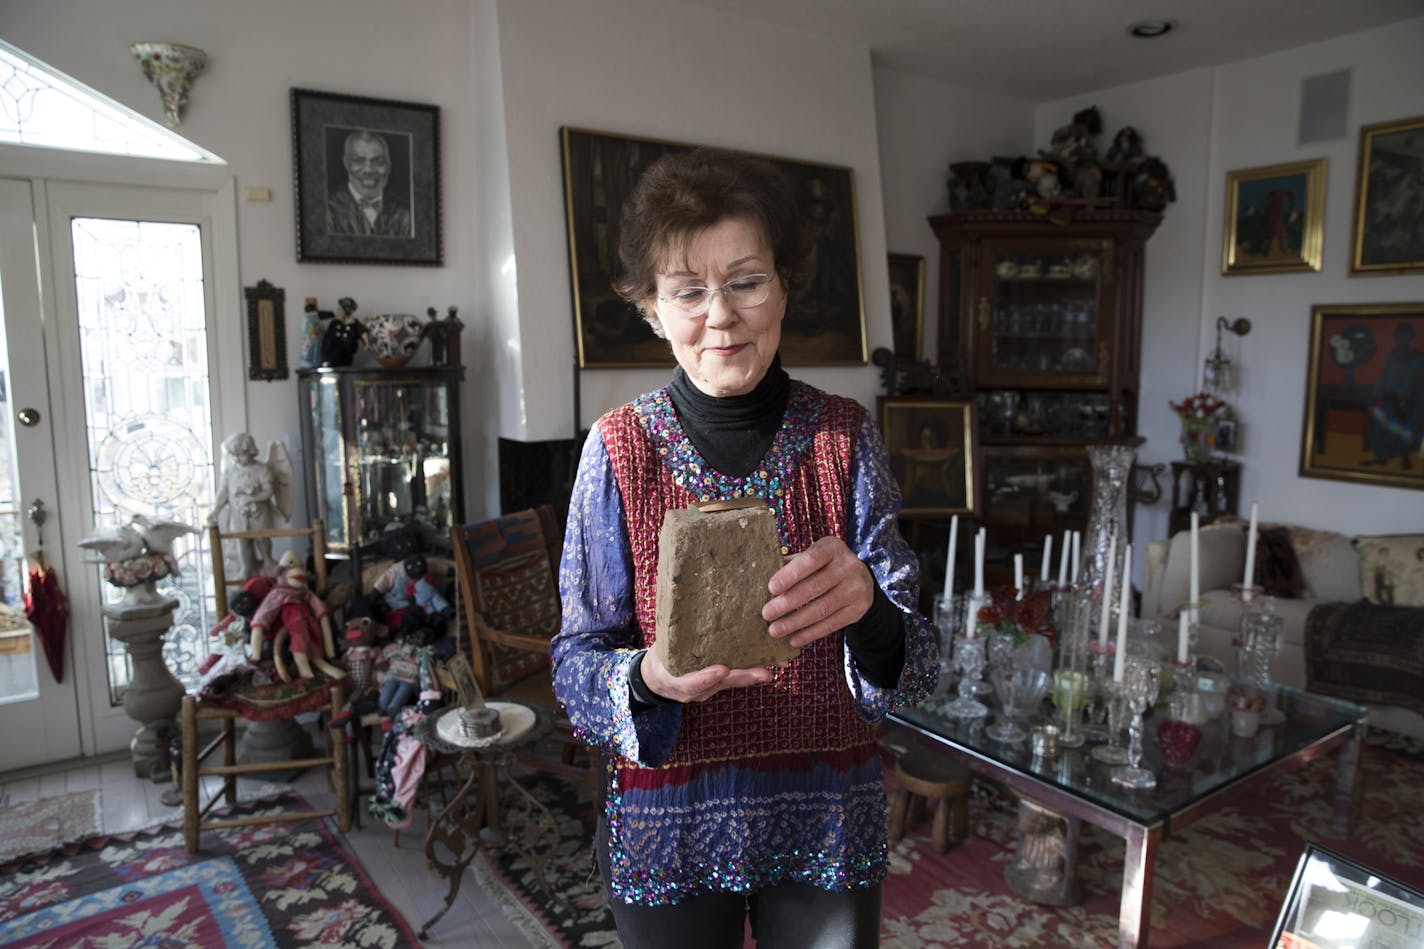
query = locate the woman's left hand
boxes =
[762,536,873,649]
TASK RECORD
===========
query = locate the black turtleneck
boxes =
[635,356,907,698]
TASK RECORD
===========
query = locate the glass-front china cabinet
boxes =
[296,365,464,585]
[930,210,1159,578]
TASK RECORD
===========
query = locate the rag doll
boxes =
[249,550,343,682]
[329,613,387,727]
[381,553,451,632]
[194,577,276,698]
[376,615,438,727]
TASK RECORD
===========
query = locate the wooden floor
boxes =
[0,725,542,948]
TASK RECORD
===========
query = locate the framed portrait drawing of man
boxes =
[878,398,978,517]
[1222,158,1326,275]
[291,88,442,265]
[1350,114,1424,276]
[1299,301,1424,492]
[887,253,925,366]
[560,127,867,368]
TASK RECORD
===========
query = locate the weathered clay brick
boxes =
[653,501,800,676]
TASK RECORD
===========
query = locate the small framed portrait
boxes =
[291,88,442,265]
[1222,158,1327,275]
[887,253,925,366]
[1349,114,1424,276]
[1270,842,1424,949]
[1300,301,1424,491]
[878,398,978,517]
[1215,416,1239,454]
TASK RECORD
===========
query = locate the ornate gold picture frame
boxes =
[1222,158,1326,275]
[878,397,978,517]
[1349,114,1424,276]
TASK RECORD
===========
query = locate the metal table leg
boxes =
[1119,822,1161,949]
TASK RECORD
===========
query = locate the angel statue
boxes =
[208,432,294,579]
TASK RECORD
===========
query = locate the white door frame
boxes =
[0,142,244,764]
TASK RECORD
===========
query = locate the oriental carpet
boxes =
[0,793,419,948]
[477,729,1424,948]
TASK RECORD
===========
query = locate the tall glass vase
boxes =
[1076,443,1136,595]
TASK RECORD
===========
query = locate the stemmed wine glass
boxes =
[1111,657,1161,789]
[988,663,1050,744]
[1052,669,1088,749]
[933,593,964,685]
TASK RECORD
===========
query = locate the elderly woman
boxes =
[552,147,936,949]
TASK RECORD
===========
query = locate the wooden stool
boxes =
[887,751,972,853]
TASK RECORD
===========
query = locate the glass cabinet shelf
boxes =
[297,366,465,580]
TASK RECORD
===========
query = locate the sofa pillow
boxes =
[1291,527,1362,602]
[1158,520,1245,615]
[1253,526,1304,598]
[1354,534,1424,607]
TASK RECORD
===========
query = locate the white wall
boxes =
[1037,16,1424,566]
[872,67,1033,360]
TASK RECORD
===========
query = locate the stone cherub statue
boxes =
[208,432,294,580]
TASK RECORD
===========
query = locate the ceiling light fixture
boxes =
[1127,19,1176,39]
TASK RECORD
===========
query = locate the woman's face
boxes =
[651,216,785,398]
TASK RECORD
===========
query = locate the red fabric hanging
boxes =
[24,557,69,683]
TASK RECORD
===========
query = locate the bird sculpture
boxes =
[78,514,198,586]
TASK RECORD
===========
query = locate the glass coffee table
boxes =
[886,683,1367,949]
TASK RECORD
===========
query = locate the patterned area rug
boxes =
[0,790,101,863]
[476,730,1424,948]
[0,793,419,947]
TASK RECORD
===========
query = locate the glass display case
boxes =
[296,366,465,579]
[929,210,1160,577]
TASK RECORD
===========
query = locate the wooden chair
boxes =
[182,519,350,854]
[450,506,593,786]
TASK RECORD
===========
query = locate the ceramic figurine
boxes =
[298,297,327,369]
[321,296,364,368]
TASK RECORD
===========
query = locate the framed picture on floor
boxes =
[1270,842,1424,949]
[888,253,925,366]
[1349,114,1424,276]
[1222,158,1326,275]
[291,88,442,265]
[878,398,978,516]
[1299,301,1424,491]
[560,127,867,368]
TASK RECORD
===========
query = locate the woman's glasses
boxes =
[658,274,775,315]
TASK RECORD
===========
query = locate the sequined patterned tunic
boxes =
[552,381,937,906]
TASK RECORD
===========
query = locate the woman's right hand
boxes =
[637,647,774,704]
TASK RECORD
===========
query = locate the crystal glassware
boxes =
[1079,642,1114,741]
[1090,677,1131,765]
[1111,657,1162,788]
[932,593,964,684]
[944,634,989,719]
[1241,596,1285,724]
[1052,668,1088,749]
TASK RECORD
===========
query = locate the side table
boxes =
[414,701,559,938]
[1167,460,1240,537]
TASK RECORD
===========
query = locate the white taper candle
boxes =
[1113,543,1133,682]
[942,514,958,604]
[1097,534,1117,648]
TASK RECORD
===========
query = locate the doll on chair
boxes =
[249,550,345,682]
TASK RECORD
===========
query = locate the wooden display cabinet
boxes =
[929,210,1160,574]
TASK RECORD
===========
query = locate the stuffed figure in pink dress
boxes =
[249,550,344,682]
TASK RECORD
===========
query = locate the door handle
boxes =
[17,407,40,427]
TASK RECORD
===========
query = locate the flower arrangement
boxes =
[1169,392,1230,462]
[975,586,1057,650]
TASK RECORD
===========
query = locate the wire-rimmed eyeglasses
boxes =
[658,273,776,315]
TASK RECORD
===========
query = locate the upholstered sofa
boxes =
[1142,519,1424,741]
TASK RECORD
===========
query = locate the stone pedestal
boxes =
[103,586,184,779]
[1005,794,1082,906]
[238,717,314,773]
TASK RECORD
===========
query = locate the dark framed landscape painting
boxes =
[560,127,866,368]
[1350,114,1424,276]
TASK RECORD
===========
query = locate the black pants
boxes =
[597,820,882,949]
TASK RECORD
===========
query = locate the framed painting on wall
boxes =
[560,127,867,368]
[291,88,442,265]
[1299,301,1424,491]
[878,397,978,517]
[1222,158,1326,275]
[1349,114,1424,276]
[887,253,925,366]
